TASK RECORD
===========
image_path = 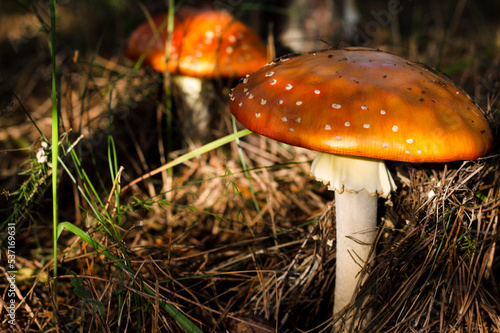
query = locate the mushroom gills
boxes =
[311,152,396,197]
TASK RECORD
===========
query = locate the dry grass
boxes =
[1,1,499,332]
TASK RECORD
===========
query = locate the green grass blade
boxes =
[122,129,252,192]
[57,222,203,333]
[49,0,58,288]
[232,116,261,217]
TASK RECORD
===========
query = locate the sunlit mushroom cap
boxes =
[125,7,267,78]
[229,47,493,163]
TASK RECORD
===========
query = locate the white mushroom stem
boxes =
[172,75,214,145]
[333,190,376,314]
[311,153,396,327]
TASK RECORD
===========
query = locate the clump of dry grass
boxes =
[1,1,500,333]
[365,159,500,332]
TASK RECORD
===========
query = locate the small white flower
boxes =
[36,148,47,164]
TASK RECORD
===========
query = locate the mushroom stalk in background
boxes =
[280,0,360,52]
[126,7,267,145]
[229,47,493,331]
[171,75,213,144]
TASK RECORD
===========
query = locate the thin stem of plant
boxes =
[49,0,59,304]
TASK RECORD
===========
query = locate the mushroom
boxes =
[126,7,267,144]
[229,47,493,329]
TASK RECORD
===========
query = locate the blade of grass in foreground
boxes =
[121,128,252,192]
[232,116,261,217]
[56,222,203,333]
[59,132,204,331]
[49,0,59,291]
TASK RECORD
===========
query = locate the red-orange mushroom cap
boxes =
[125,11,184,72]
[229,47,493,164]
[125,7,267,78]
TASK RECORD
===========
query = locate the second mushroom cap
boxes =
[126,7,267,78]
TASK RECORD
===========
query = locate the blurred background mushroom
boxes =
[126,6,268,146]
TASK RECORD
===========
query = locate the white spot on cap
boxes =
[228,34,237,43]
[314,89,320,94]
[269,79,277,85]
[417,150,422,154]
[380,110,386,115]
[296,101,303,105]
[265,71,274,77]
[295,117,301,123]
[325,124,331,130]
[281,117,288,122]
[336,136,343,140]
[406,139,414,144]
[226,46,234,54]
[277,100,284,104]
[289,128,294,132]
[286,84,293,90]
[261,99,267,105]
[238,102,243,107]
[255,112,261,118]
[363,124,370,128]
[392,125,399,132]
[405,150,411,154]
[344,122,350,127]
[361,104,368,110]
[243,77,249,84]
[332,104,341,109]
[382,143,389,148]
[205,30,214,39]
[248,94,254,99]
